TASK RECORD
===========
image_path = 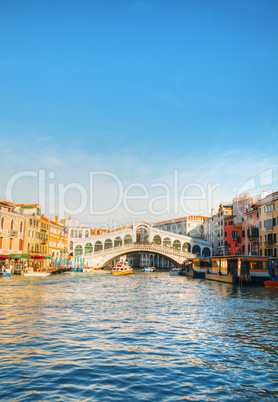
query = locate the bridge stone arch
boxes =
[163,237,171,247]
[95,241,103,252]
[114,236,122,247]
[182,242,191,252]
[124,234,132,244]
[104,239,113,249]
[153,235,161,245]
[173,240,181,250]
[192,245,201,256]
[85,243,93,254]
[75,245,83,256]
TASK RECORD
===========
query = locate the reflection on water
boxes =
[0,272,278,401]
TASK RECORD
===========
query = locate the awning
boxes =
[31,255,45,259]
[0,255,9,259]
[9,254,22,259]
[45,256,52,259]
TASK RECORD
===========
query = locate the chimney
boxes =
[211,208,215,217]
[55,215,58,224]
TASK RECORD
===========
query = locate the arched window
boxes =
[114,237,123,247]
[124,234,132,244]
[10,219,14,230]
[20,221,23,232]
[19,239,23,250]
[70,230,74,238]
[163,237,171,247]
[75,230,78,238]
[192,245,201,256]
[104,239,113,249]
[182,242,191,252]
[153,235,161,245]
[85,243,93,254]
[85,230,89,238]
[95,241,103,252]
[74,245,83,256]
[79,230,82,238]
[173,240,181,250]
[202,247,211,257]
[69,241,73,250]
[1,217,4,229]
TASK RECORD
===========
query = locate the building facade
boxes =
[258,191,278,257]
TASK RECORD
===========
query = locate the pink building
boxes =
[242,204,259,256]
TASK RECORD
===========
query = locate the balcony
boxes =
[8,230,18,237]
[247,229,259,240]
[265,240,275,247]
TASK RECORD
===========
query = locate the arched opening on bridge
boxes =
[136,227,149,243]
[124,234,132,244]
[173,240,181,250]
[104,239,113,249]
[182,242,191,252]
[192,245,201,256]
[202,247,211,257]
[95,241,103,252]
[75,245,83,256]
[153,235,161,245]
[85,243,93,254]
[114,236,123,247]
[163,237,171,247]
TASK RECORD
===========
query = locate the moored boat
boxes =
[21,268,51,277]
[264,280,278,288]
[111,260,132,275]
[169,267,182,275]
[143,267,156,272]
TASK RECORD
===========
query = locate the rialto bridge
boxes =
[72,221,211,269]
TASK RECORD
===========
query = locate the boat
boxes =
[169,267,182,275]
[264,280,278,288]
[111,260,132,275]
[21,268,51,277]
[143,267,156,272]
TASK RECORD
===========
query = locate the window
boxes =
[10,219,14,230]
[259,221,262,229]
[1,217,4,229]
[29,219,32,226]
[20,221,23,232]
[259,207,261,215]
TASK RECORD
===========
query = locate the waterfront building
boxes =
[224,215,242,256]
[242,203,259,256]
[41,216,68,267]
[15,204,49,268]
[154,216,209,238]
[0,201,25,269]
[203,209,219,255]
[258,191,278,257]
[204,204,232,255]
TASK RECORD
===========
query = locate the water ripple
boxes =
[0,272,278,401]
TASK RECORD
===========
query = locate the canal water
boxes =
[0,271,278,401]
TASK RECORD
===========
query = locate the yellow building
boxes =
[15,204,49,268]
[0,201,26,270]
[42,216,68,267]
[258,191,278,257]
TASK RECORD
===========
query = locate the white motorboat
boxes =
[169,267,182,275]
[22,269,51,277]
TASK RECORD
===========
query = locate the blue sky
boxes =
[1,0,278,226]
